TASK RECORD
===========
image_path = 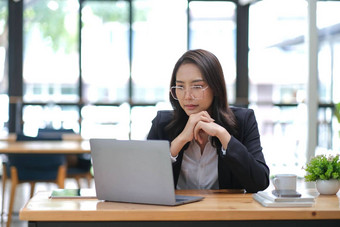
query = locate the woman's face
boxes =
[175,63,214,116]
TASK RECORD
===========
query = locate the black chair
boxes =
[37,128,74,139]
[1,134,66,227]
[38,128,93,188]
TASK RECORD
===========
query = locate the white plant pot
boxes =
[316,179,340,195]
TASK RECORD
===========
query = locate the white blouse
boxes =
[174,140,219,190]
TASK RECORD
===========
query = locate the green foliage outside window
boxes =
[24,0,77,53]
[335,103,340,138]
[335,103,340,122]
[23,0,148,54]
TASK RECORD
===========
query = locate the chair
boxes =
[38,128,93,188]
[1,134,66,227]
[37,128,74,139]
[65,153,92,188]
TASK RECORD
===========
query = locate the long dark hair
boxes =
[166,49,238,147]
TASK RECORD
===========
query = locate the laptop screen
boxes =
[90,139,179,205]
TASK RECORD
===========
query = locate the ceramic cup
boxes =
[272,174,297,191]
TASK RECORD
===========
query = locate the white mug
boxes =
[272,174,297,191]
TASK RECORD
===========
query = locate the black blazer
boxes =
[147,107,270,193]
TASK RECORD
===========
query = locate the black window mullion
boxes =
[8,0,23,133]
[235,2,249,107]
[78,0,84,133]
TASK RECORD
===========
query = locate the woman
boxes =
[147,49,269,193]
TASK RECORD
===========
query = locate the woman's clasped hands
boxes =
[179,111,215,145]
[179,111,231,152]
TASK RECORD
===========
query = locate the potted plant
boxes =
[304,154,340,195]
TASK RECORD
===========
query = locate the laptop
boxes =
[90,139,204,206]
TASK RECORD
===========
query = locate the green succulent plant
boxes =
[304,154,340,182]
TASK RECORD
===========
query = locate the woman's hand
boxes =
[171,111,231,157]
[181,111,214,143]
[193,114,231,150]
[170,111,213,157]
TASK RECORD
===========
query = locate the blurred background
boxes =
[1,0,340,177]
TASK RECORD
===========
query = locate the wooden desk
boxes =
[0,140,90,154]
[0,133,16,142]
[20,190,340,227]
[0,133,83,142]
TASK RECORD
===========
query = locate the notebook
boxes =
[256,191,315,203]
[253,193,315,208]
[90,139,204,206]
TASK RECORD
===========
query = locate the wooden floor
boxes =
[0,177,95,227]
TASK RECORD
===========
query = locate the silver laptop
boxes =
[90,139,204,206]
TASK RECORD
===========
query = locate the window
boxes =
[189,1,236,103]
[131,0,187,103]
[317,1,340,152]
[249,0,308,175]
[17,0,232,139]
[23,0,79,103]
[81,0,130,103]
[249,0,340,175]
[23,104,79,136]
